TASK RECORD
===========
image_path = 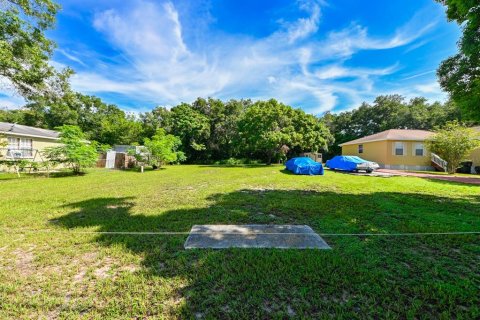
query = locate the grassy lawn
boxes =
[0,165,479,319]
[406,170,480,178]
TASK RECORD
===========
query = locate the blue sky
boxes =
[1,0,461,114]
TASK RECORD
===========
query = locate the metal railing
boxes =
[431,152,447,172]
[0,148,34,159]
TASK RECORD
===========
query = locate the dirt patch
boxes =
[12,247,35,276]
[73,269,87,284]
[72,253,139,282]
[93,264,112,279]
[120,264,140,273]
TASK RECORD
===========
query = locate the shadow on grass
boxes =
[205,164,270,169]
[52,190,480,318]
[121,167,167,173]
[421,176,480,186]
[0,170,80,181]
[278,169,328,176]
[50,171,86,178]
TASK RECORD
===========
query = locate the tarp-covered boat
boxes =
[285,157,324,175]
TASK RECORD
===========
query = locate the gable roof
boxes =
[0,122,60,140]
[339,129,434,147]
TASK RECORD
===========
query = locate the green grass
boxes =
[0,165,479,319]
[406,170,480,178]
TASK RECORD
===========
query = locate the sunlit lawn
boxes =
[0,165,479,319]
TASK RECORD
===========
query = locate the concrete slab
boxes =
[184,224,331,249]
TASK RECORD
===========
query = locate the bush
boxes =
[214,158,264,166]
[17,160,30,171]
[143,129,185,168]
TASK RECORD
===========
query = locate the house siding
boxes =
[341,140,388,165]
[342,140,434,171]
[470,148,480,173]
[1,135,62,171]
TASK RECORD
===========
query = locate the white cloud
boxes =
[283,0,322,43]
[415,82,442,94]
[57,49,87,67]
[0,96,25,110]
[62,0,441,114]
[0,79,26,109]
[402,69,436,80]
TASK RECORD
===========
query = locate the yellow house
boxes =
[340,128,480,172]
[340,129,436,171]
[0,122,61,167]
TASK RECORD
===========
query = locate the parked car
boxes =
[285,157,324,175]
[326,156,379,173]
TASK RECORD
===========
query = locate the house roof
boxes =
[339,129,434,147]
[0,122,60,140]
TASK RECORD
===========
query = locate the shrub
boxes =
[143,129,185,168]
[43,125,98,174]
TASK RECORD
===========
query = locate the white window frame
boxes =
[7,137,18,149]
[6,137,33,158]
[393,142,405,156]
[413,143,425,157]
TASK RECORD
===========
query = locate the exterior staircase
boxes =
[431,152,447,172]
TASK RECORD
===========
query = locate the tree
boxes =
[168,103,210,162]
[21,92,144,145]
[426,121,480,173]
[143,129,185,168]
[43,125,98,174]
[435,0,480,121]
[0,0,73,100]
[139,106,172,141]
[238,99,332,164]
[191,97,251,160]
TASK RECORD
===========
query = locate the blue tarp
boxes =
[285,157,324,175]
[325,155,367,171]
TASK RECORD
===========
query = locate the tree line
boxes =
[1,92,472,163]
[0,96,334,164]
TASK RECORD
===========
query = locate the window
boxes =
[394,142,404,156]
[358,144,363,154]
[414,143,424,156]
[7,137,17,149]
[6,137,33,158]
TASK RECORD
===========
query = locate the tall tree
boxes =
[238,99,332,164]
[23,92,143,145]
[191,97,251,159]
[0,0,72,100]
[436,0,480,120]
[139,106,172,141]
[168,103,210,162]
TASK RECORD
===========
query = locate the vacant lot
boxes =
[0,166,479,319]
